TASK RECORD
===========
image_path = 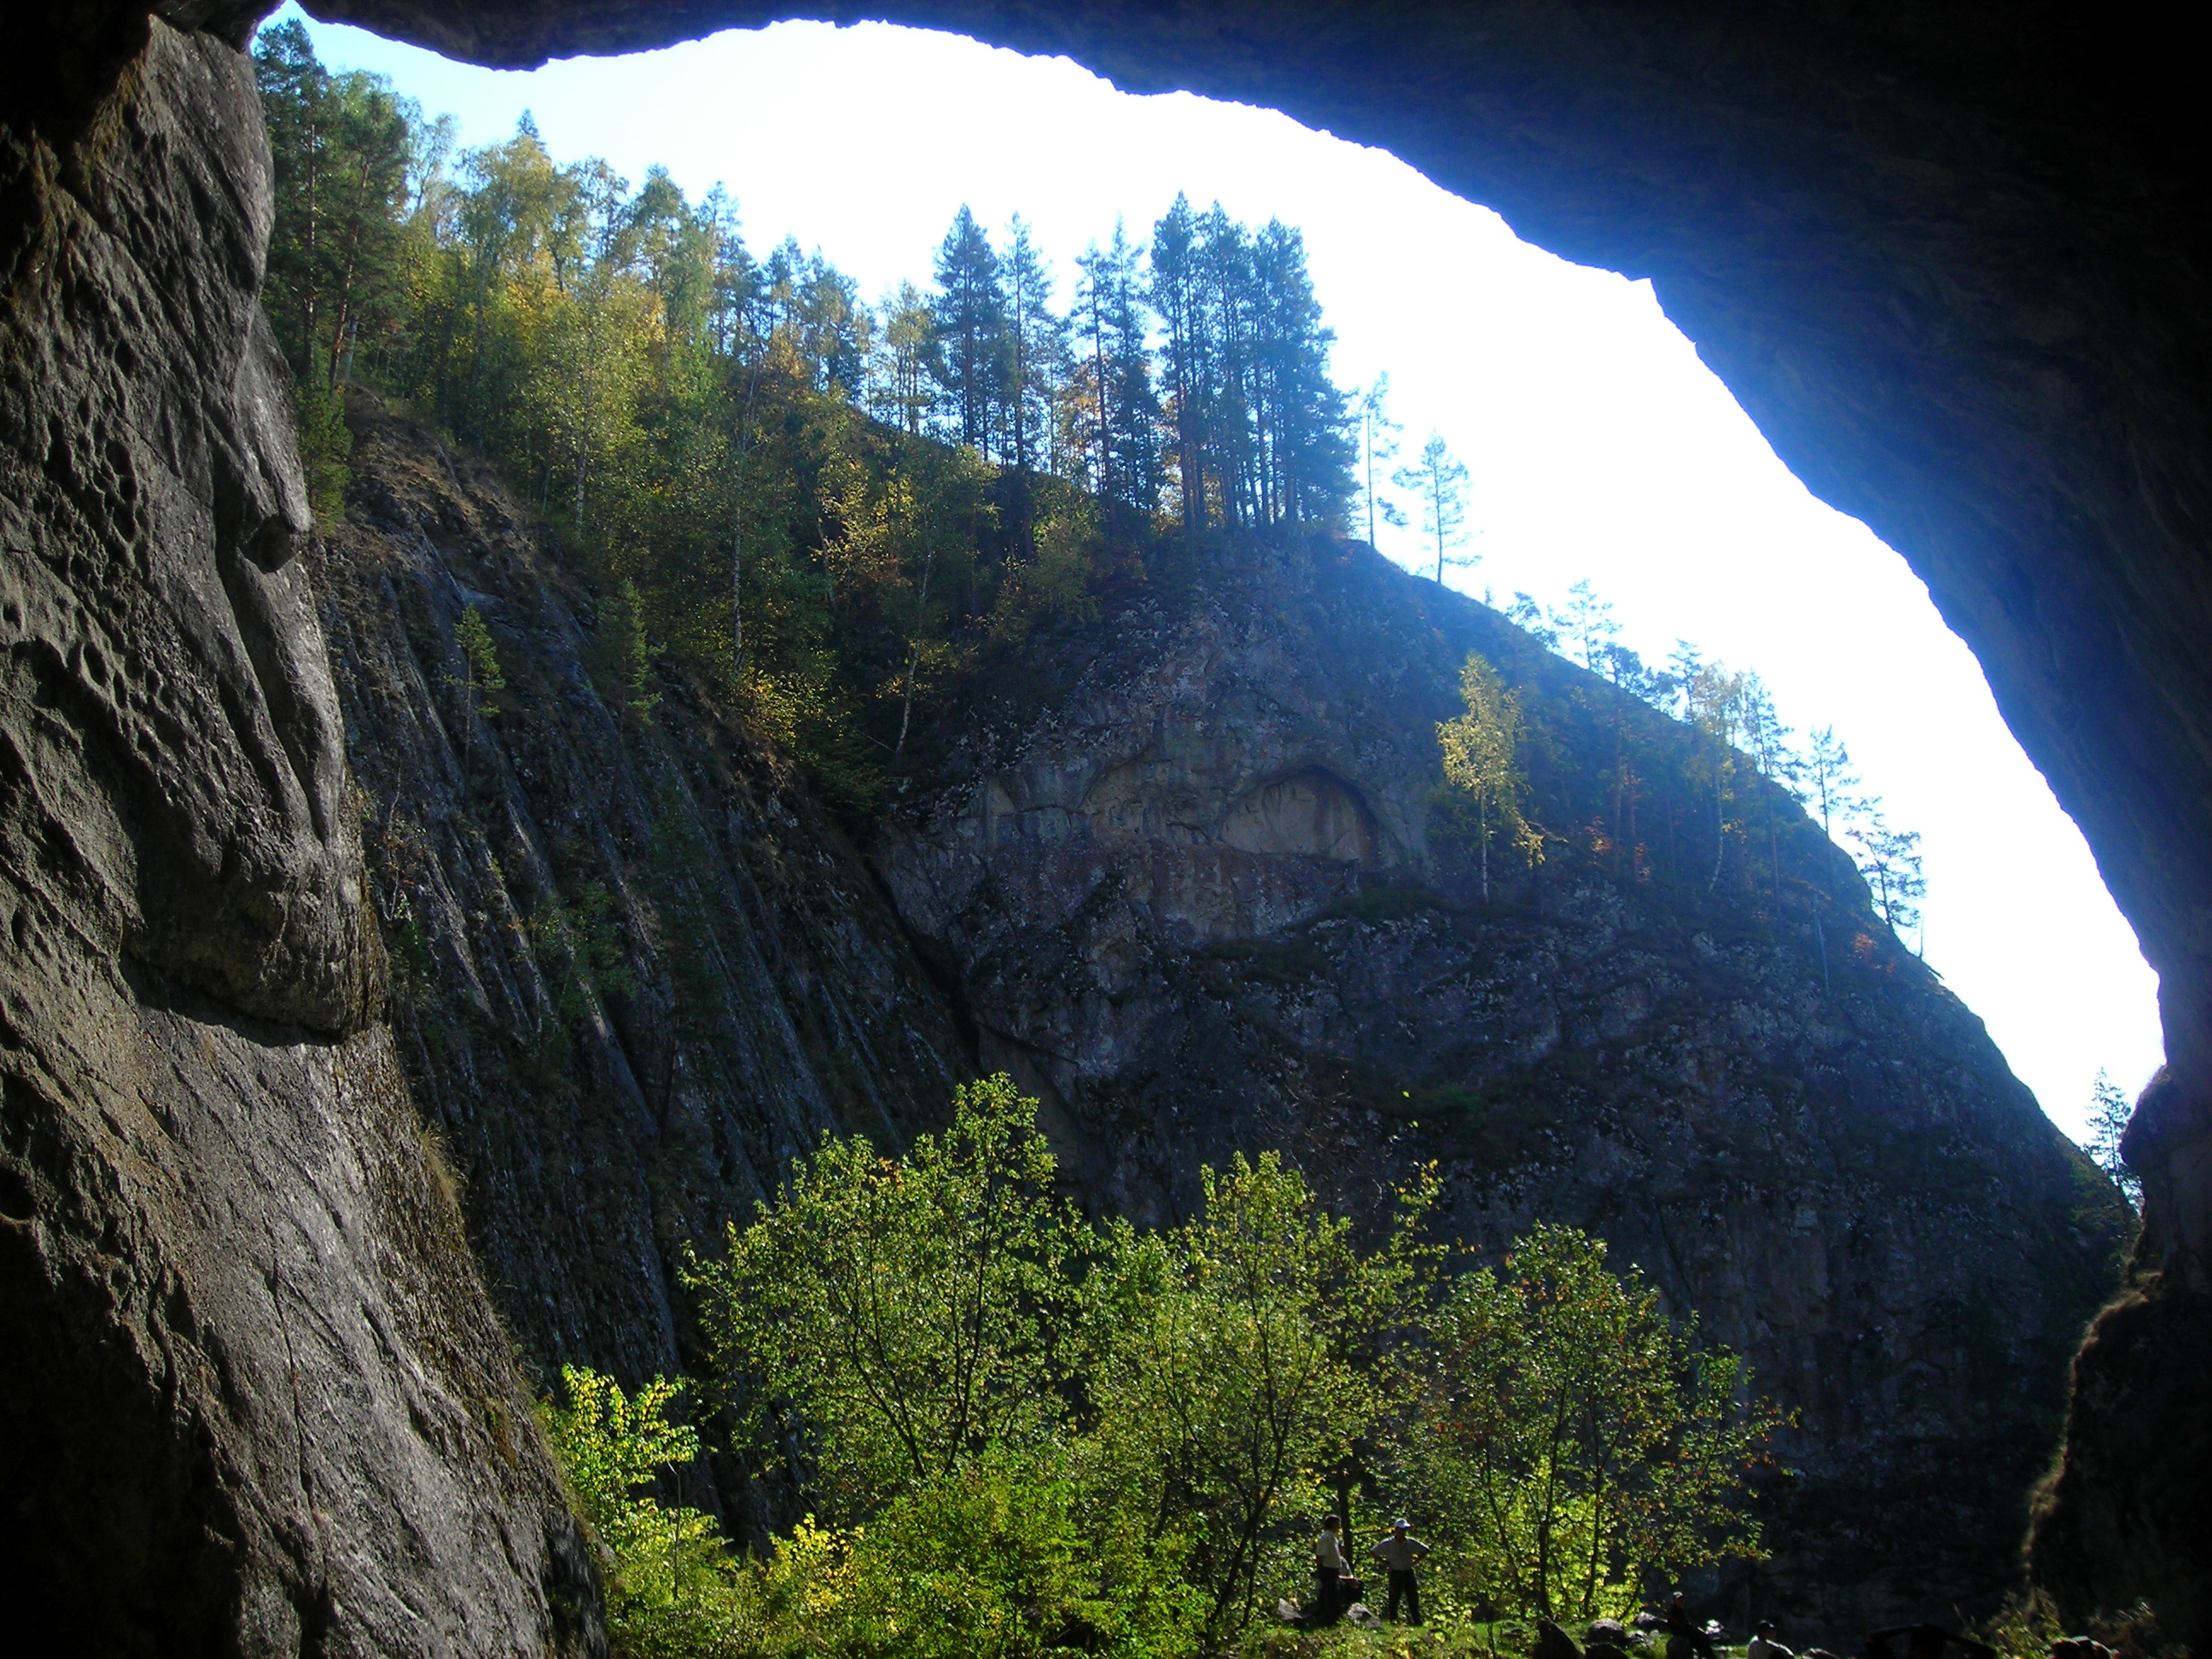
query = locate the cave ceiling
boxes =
[307,0,2209,1239]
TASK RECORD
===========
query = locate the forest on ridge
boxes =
[253,20,1940,941]
[256,18,1368,812]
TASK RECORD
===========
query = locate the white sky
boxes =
[288,7,2163,1142]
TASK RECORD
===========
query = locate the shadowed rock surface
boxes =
[308,395,968,1534]
[878,533,2127,1633]
[0,16,599,1654]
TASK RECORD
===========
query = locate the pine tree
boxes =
[1196,206,1253,527]
[1150,195,1206,531]
[1073,224,1153,509]
[2085,1069,2141,1211]
[1249,218,1353,527]
[1803,725,1859,838]
[1394,433,1471,582]
[1074,221,1157,513]
[1848,805,1926,943]
[1509,593,1563,649]
[255,20,415,388]
[1552,579,1621,672]
[1739,672,1799,897]
[999,216,1065,481]
[870,281,934,436]
[1356,375,1406,548]
[930,206,1007,456]
[1681,659,1747,892]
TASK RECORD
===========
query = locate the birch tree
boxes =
[1438,652,1543,900]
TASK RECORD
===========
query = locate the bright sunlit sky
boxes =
[287,7,2163,1141]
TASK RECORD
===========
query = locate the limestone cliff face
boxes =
[878,538,2129,1633]
[0,18,598,1654]
[307,399,969,1534]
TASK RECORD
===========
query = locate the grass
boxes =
[1236,1616,1545,1659]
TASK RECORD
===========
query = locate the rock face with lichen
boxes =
[0,18,600,1654]
[876,535,2129,1634]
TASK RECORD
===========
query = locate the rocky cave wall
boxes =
[0,10,600,1654]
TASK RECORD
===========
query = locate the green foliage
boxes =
[453,603,507,725]
[529,878,637,1020]
[829,1450,1202,1659]
[255,24,1367,813]
[540,1367,751,1659]
[2084,1068,2140,1212]
[1847,806,1925,943]
[293,373,354,526]
[255,19,420,389]
[538,1365,1199,1659]
[1435,653,1542,900]
[1234,1620,1516,1659]
[688,1074,1086,1516]
[1396,1225,1783,1621]
[1394,433,1470,584]
[1087,1152,1436,1638]
[597,577,665,720]
[536,1080,1781,1659]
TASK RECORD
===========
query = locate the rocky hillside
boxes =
[318,396,2128,1635]
[877,536,2132,1631]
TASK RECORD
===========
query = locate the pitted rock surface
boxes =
[1,18,598,1654]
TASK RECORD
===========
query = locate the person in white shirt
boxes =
[1369,1517,1430,1624]
[1313,1515,1350,1627]
[1749,1621,1795,1659]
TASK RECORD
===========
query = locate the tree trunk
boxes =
[894,544,935,759]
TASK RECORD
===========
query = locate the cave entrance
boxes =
[273,6,2159,1144]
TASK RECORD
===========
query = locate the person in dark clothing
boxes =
[1369,1518,1429,1623]
[1313,1515,1349,1628]
[1666,1593,1719,1659]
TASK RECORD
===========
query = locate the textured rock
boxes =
[0,16,598,1654]
[880,538,2127,1635]
[310,396,969,1535]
